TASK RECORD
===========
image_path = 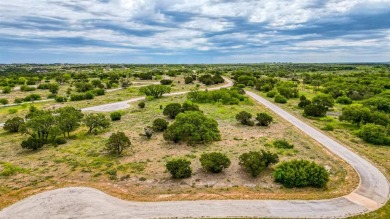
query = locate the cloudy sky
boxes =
[1,0,389,63]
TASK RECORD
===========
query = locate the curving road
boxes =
[0,85,389,219]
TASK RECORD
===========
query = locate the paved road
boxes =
[0,88,389,219]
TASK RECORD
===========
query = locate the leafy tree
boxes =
[166,158,192,178]
[20,110,56,140]
[91,79,103,88]
[236,111,254,126]
[312,93,334,109]
[256,113,273,126]
[56,106,84,138]
[2,86,11,94]
[75,82,94,92]
[274,160,329,188]
[185,76,194,84]
[139,85,170,98]
[163,103,182,119]
[48,83,59,95]
[239,150,279,177]
[336,96,352,105]
[369,111,390,126]
[152,118,169,132]
[105,132,131,155]
[55,96,67,102]
[200,152,231,173]
[110,111,122,121]
[83,113,110,134]
[56,106,84,137]
[298,95,311,108]
[274,94,287,103]
[276,81,299,98]
[0,98,8,105]
[304,104,327,117]
[188,88,245,105]
[163,111,221,144]
[120,78,131,88]
[359,124,390,145]
[3,117,24,133]
[339,104,371,126]
[266,90,277,98]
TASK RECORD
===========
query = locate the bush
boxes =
[181,101,200,112]
[163,103,182,119]
[139,85,170,98]
[0,98,9,105]
[359,124,390,145]
[105,132,131,155]
[152,118,169,132]
[160,79,173,85]
[110,111,122,121]
[24,94,41,102]
[274,94,287,103]
[336,96,352,105]
[93,88,105,96]
[2,86,11,94]
[21,137,45,150]
[321,124,334,131]
[236,111,254,126]
[188,88,245,105]
[304,104,327,117]
[20,85,36,92]
[3,117,24,133]
[239,150,279,177]
[55,96,67,102]
[163,111,221,144]
[274,160,329,188]
[14,98,23,104]
[138,102,145,108]
[273,139,294,149]
[54,137,67,145]
[200,152,231,173]
[184,76,194,84]
[256,112,273,126]
[70,92,95,101]
[166,159,192,179]
[144,126,153,139]
[266,90,277,98]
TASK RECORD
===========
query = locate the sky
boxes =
[0,0,390,64]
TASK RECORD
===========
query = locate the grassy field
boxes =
[0,92,357,209]
[249,88,390,218]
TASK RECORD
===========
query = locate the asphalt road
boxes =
[0,87,389,219]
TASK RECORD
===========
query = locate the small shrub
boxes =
[105,132,131,155]
[163,103,182,119]
[200,152,231,173]
[274,94,287,103]
[322,124,334,131]
[166,159,192,179]
[0,98,9,105]
[185,76,194,84]
[266,90,277,98]
[2,86,11,94]
[110,111,122,121]
[21,137,45,150]
[256,113,273,126]
[152,118,169,132]
[236,111,254,126]
[239,150,279,177]
[8,109,18,114]
[273,139,294,149]
[160,79,173,85]
[14,98,23,104]
[304,104,327,117]
[359,124,390,145]
[3,117,24,133]
[336,96,352,105]
[55,96,67,102]
[138,101,145,108]
[274,160,329,188]
[54,137,67,145]
[144,126,153,139]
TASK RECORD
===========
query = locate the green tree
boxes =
[304,104,327,117]
[235,111,254,126]
[166,159,192,178]
[359,124,390,145]
[3,117,24,133]
[181,101,200,112]
[83,113,110,134]
[200,152,231,173]
[0,98,8,105]
[256,113,273,126]
[274,160,329,188]
[152,118,169,132]
[139,84,170,98]
[163,103,182,119]
[339,104,371,126]
[20,110,56,140]
[105,132,131,155]
[239,150,279,177]
[163,111,221,144]
[56,106,84,137]
[274,94,287,103]
[110,111,122,121]
[312,93,334,110]
[48,83,59,95]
